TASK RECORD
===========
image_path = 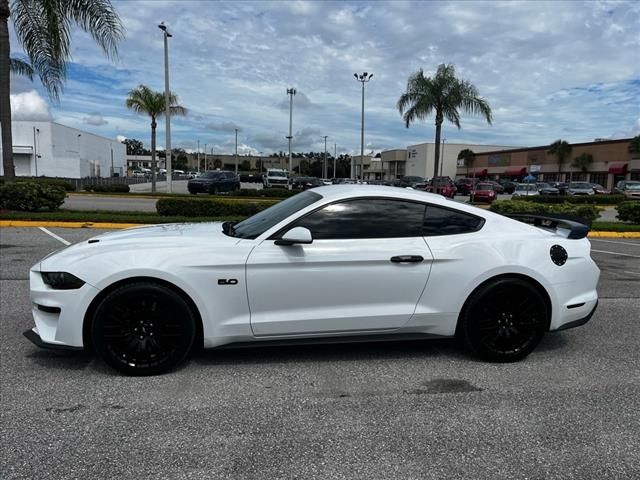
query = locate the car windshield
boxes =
[570,182,591,189]
[202,171,223,179]
[269,171,287,177]
[476,184,493,190]
[516,184,536,190]
[228,190,322,239]
[625,182,640,190]
[536,183,552,188]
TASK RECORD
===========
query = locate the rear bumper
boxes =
[551,300,598,332]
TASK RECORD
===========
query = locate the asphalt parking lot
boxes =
[1,227,639,479]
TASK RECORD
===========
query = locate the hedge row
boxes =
[489,200,601,222]
[0,177,75,191]
[517,194,625,205]
[0,181,66,211]
[232,188,297,198]
[84,183,130,193]
[616,201,640,223]
[156,197,276,217]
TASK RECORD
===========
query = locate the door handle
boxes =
[390,255,424,263]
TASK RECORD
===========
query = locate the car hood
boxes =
[38,222,240,270]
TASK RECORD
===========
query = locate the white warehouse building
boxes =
[0,121,126,178]
[405,142,518,179]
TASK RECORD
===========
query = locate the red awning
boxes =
[471,168,488,175]
[504,167,527,176]
[608,163,628,174]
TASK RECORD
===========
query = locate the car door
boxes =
[246,198,434,337]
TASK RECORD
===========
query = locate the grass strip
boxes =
[591,221,640,232]
[0,210,242,224]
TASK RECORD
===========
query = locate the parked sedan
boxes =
[470,182,498,203]
[24,185,599,375]
[499,180,517,194]
[613,180,640,200]
[591,184,609,195]
[512,183,539,198]
[536,182,560,195]
[567,182,595,196]
[425,176,456,198]
[187,170,240,194]
[291,176,322,190]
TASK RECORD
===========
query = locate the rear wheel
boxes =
[460,278,548,362]
[210,186,219,195]
[91,282,196,375]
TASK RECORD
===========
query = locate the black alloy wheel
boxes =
[460,278,548,362]
[92,282,196,375]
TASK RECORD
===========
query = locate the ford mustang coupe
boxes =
[25,185,600,375]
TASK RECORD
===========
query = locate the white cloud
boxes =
[83,113,108,126]
[116,135,127,142]
[10,90,51,120]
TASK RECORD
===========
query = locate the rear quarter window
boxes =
[423,205,484,236]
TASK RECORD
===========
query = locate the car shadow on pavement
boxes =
[191,338,470,367]
[25,349,94,370]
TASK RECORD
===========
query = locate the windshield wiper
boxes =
[222,221,237,237]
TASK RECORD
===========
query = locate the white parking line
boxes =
[623,271,640,277]
[38,227,71,246]
[592,249,640,259]
[591,238,640,247]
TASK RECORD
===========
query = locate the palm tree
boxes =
[629,135,640,158]
[397,64,492,178]
[571,152,593,173]
[126,85,187,192]
[1,0,123,181]
[458,148,475,177]
[548,139,572,180]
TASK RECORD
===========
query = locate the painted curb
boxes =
[0,220,143,229]
[2,220,640,237]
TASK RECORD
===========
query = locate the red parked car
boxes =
[426,176,456,198]
[470,182,498,203]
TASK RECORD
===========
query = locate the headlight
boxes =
[41,272,85,290]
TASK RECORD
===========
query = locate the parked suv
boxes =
[567,182,595,196]
[263,169,289,188]
[188,170,240,194]
[455,177,475,195]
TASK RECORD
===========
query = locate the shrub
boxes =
[518,194,625,205]
[92,184,131,193]
[490,200,600,223]
[0,182,66,211]
[616,201,640,223]
[1,177,75,191]
[157,197,277,217]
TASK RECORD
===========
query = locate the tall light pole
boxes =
[286,88,296,176]
[159,22,173,193]
[235,128,239,174]
[354,72,373,180]
[204,143,208,171]
[323,135,328,179]
[440,138,446,177]
[334,143,337,178]
[197,139,200,172]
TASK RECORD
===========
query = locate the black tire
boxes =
[210,186,219,195]
[459,278,548,362]
[189,190,197,195]
[91,282,197,376]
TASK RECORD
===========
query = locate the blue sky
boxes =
[9,0,640,155]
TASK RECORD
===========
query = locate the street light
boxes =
[158,21,173,193]
[286,88,296,177]
[235,128,239,174]
[354,72,373,180]
[323,135,328,179]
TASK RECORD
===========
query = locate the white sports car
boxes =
[25,185,600,375]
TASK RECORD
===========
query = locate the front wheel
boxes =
[91,282,197,375]
[459,278,548,362]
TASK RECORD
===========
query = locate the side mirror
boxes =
[274,226,313,246]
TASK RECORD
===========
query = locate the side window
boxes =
[293,199,426,239]
[423,205,483,236]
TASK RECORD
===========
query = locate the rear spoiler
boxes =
[505,214,590,239]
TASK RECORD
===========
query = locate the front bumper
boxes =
[23,328,83,351]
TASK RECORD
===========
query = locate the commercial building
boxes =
[1,121,126,178]
[455,138,638,189]
[379,142,516,180]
